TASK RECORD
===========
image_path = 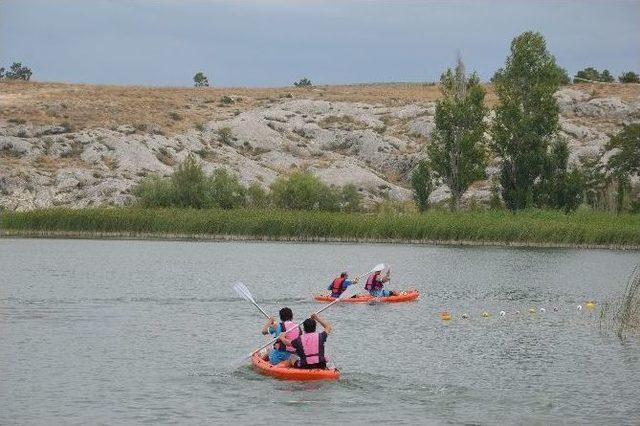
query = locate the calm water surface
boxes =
[1,238,640,425]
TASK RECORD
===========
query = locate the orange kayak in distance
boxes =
[313,290,420,303]
[251,350,340,381]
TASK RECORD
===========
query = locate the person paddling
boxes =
[278,314,331,369]
[261,307,301,365]
[328,272,358,298]
[365,266,396,297]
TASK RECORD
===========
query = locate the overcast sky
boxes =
[1,0,639,87]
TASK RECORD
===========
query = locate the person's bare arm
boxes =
[261,317,276,335]
[278,332,293,347]
[311,314,332,334]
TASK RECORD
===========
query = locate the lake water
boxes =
[1,238,640,425]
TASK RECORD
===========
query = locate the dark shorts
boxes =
[294,360,327,370]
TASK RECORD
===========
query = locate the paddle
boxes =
[354,263,385,282]
[233,281,270,319]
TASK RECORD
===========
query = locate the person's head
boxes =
[279,307,293,322]
[340,272,348,278]
[302,318,317,333]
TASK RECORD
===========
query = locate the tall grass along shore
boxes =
[1,208,639,249]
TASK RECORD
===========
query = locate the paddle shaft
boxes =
[248,298,271,320]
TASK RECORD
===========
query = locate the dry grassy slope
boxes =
[2,81,639,134]
[1,81,639,211]
[3,80,639,134]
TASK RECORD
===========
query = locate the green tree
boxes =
[410,160,433,212]
[270,171,339,211]
[170,155,211,208]
[3,62,32,80]
[579,155,608,209]
[574,67,602,83]
[600,69,615,82]
[535,137,583,212]
[193,72,210,87]
[607,124,640,176]
[606,124,640,212]
[429,56,487,211]
[558,67,571,85]
[247,182,269,208]
[208,169,246,209]
[619,71,640,83]
[491,31,563,210]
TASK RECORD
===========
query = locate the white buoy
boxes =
[540,307,546,313]
[577,305,583,310]
[499,310,506,316]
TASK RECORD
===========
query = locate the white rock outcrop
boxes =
[1,88,638,211]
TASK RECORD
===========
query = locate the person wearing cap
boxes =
[327,272,358,298]
[364,266,396,297]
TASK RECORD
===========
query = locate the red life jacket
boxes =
[330,276,346,296]
[365,272,382,292]
[294,332,326,366]
[273,321,301,353]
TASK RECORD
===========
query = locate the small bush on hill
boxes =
[220,96,234,105]
[217,127,233,145]
[619,71,640,83]
[293,78,312,88]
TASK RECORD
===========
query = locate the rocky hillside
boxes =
[1,82,639,211]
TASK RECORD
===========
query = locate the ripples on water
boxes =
[1,238,640,424]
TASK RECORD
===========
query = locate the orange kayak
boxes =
[313,290,420,303]
[251,350,340,381]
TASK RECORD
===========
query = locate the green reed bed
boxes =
[1,208,639,247]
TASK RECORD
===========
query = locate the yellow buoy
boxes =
[481,311,489,318]
[585,301,596,310]
[440,312,452,321]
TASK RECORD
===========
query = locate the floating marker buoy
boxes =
[528,308,536,314]
[585,302,596,310]
[481,311,489,318]
[499,311,506,317]
[461,313,469,319]
[577,305,583,311]
[540,307,546,313]
[441,312,452,321]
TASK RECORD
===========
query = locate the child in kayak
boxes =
[261,307,301,365]
[278,314,332,369]
[365,267,396,297]
[328,272,359,298]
